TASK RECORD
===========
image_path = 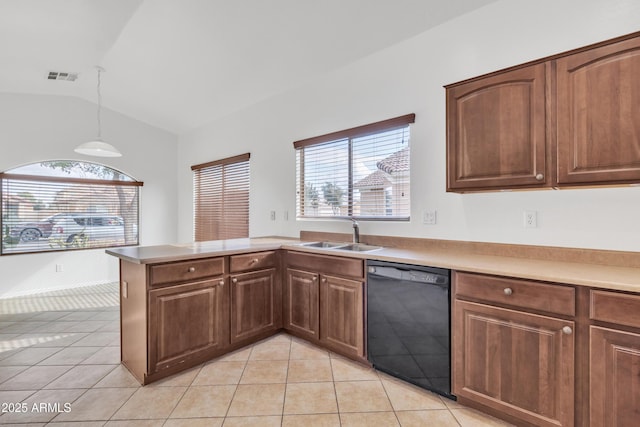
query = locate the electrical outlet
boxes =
[423,210,437,225]
[270,211,276,221]
[283,210,289,221]
[524,211,537,228]
[55,264,64,272]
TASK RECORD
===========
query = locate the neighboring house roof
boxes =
[354,169,391,189]
[376,146,409,174]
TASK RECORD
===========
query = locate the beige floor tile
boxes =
[287,359,333,383]
[192,360,246,385]
[0,389,36,403]
[111,386,187,420]
[290,340,330,360]
[451,408,516,426]
[282,413,341,427]
[104,420,165,426]
[340,412,400,427]
[396,409,461,426]
[37,347,100,365]
[239,360,288,384]
[25,332,89,347]
[29,312,74,322]
[0,388,85,424]
[217,347,252,362]
[0,365,72,390]
[164,418,224,427]
[44,364,116,389]
[227,384,285,416]
[381,377,446,411]
[330,357,378,381]
[59,311,99,321]
[0,347,63,366]
[71,332,120,347]
[0,321,49,334]
[261,333,292,344]
[147,365,201,387]
[52,387,137,422]
[79,346,121,365]
[334,380,393,413]
[169,385,235,418]
[97,321,121,333]
[0,365,28,383]
[283,382,337,415]
[48,422,105,426]
[94,365,142,388]
[222,415,282,426]
[248,342,291,361]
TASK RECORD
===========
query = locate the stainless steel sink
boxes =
[300,241,347,249]
[335,243,382,252]
[298,241,382,252]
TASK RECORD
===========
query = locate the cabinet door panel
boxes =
[149,278,228,373]
[557,36,640,184]
[453,300,574,427]
[285,268,319,339]
[230,268,279,343]
[447,63,547,190]
[320,275,364,358]
[590,326,640,427]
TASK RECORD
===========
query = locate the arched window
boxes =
[0,160,142,255]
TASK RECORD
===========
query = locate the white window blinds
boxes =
[294,114,414,220]
[192,153,250,242]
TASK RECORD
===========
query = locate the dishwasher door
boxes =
[367,260,453,399]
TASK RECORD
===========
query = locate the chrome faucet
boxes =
[351,219,360,243]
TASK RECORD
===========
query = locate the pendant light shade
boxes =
[75,66,122,157]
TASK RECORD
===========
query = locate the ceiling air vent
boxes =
[47,71,78,81]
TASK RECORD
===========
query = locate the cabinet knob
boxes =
[535,173,544,181]
[232,277,238,284]
[188,267,196,273]
[219,280,224,286]
[312,276,318,282]
[503,287,513,296]
[250,258,259,264]
[562,326,573,335]
[321,278,327,283]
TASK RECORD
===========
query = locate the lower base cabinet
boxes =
[149,278,229,374]
[320,274,364,357]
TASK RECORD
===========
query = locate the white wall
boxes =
[177,0,640,253]
[0,93,178,297]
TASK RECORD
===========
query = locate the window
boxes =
[192,153,250,241]
[1,161,142,255]
[294,114,414,220]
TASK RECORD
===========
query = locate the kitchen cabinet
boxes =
[446,63,548,191]
[149,277,228,374]
[556,35,640,185]
[229,251,281,344]
[453,272,575,427]
[446,31,640,192]
[284,251,365,360]
[589,290,640,427]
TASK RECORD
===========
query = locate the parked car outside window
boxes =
[9,213,79,242]
[48,214,125,247]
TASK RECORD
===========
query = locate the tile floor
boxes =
[0,283,514,426]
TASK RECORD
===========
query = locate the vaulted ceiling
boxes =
[0,0,497,134]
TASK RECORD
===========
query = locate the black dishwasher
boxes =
[366,260,454,399]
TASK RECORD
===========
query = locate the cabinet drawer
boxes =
[286,251,364,279]
[230,251,276,273]
[149,257,225,286]
[455,272,575,316]
[590,290,640,329]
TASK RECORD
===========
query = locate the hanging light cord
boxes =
[96,67,102,140]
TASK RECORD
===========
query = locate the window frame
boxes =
[192,152,251,242]
[294,114,415,221]
[0,163,142,256]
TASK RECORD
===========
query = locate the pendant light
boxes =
[74,66,122,157]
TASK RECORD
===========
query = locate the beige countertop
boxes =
[107,236,640,293]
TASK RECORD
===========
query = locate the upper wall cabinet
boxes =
[446,32,640,192]
[556,36,640,185]
[446,63,548,191]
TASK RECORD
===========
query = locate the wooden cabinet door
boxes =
[148,278,228,373]
[319,274,364,358]
[590,326,640,427]
[230,268,280,344]
[447,63,548,191]
[453,300,574,427]
[284,268,319,340]
[556,36,640,185]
